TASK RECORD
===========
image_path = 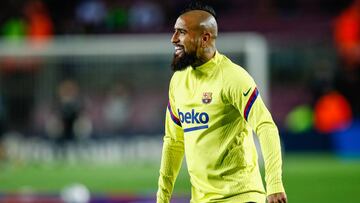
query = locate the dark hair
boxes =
[180,1,217,20]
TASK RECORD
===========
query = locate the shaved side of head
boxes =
[180,10,218,39]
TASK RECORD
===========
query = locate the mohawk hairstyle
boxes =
[180,1,217,20]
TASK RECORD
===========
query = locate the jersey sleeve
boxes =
[157,77,185,203]
[222,67,285,196]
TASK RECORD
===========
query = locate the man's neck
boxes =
[192,49,216,68]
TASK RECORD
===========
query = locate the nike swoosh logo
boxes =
[243,88,251,96]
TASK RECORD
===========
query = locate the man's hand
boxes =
[267,192,287,203]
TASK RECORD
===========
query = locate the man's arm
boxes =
[157,83,185,203]
[222,67,286,201]
[242,87,287,202]
[247,94,287,201]
[157,130,184,203]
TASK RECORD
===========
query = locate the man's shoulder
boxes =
[219,55,251,80]
[218,53,244,72]
[218,54,255,89]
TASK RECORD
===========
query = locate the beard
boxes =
[171,51,198,72]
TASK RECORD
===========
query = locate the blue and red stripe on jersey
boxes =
[167,101,182,127]
[244,87,259,121]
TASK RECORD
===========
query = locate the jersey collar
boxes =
[192,51,221,76]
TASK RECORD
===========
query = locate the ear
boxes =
[201,33,211,47]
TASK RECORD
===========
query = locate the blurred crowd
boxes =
[0,0,359,154]
[0,0,354,37]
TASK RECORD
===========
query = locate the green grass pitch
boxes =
[0,154,359,203]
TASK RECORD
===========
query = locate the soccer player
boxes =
[157,3,287,203]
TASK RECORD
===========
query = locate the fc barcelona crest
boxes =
[202,92,212,104]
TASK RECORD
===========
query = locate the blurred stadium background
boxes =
[0,0,360,203]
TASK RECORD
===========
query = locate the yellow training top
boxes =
[157,52,285,203]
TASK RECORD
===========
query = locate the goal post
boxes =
[0,33,269,104]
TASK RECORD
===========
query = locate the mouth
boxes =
[174,46,184,56]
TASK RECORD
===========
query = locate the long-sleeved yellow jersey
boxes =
[157,52,285,203]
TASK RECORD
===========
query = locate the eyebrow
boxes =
[174,28,187,33]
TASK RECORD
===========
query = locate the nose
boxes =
[171,32,179,44]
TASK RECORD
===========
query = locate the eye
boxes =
[176,29,186,35]
[181,30,187,35]
[173,29,186,36]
